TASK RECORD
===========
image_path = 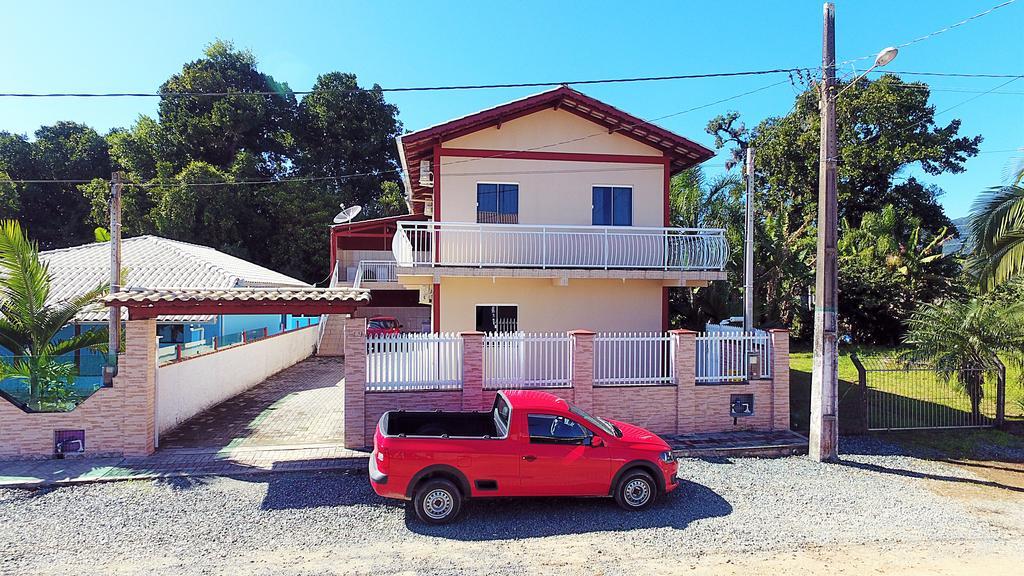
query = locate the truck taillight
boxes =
[375,449,388,473]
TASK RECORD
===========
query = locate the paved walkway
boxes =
[159,356,347,450]
[0,357,368,488]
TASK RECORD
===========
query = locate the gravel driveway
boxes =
[1,437,1021,575]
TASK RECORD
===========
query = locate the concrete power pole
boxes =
[810,2,839,462]
[743,146,755,332]
[105,171,123,384]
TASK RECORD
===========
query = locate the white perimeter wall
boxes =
[155,325,319,435]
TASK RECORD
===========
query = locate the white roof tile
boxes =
[41,236,310,323]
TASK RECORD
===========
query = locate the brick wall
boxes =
[342,324,792,448]
[0,318,158,459]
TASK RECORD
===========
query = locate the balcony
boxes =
[352,260,399,288]
[391,221,728,276]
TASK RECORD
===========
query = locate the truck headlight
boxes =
[659,451,676,463]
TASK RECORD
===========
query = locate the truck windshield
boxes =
[569,404,620,438]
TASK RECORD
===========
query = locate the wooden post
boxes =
[743,146,756,331]
[105,171,123,384]
[810,2,840,462]
[996,358,1006,429]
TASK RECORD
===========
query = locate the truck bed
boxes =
[382,411,499,438]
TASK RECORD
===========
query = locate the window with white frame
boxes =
[592,186,633,226]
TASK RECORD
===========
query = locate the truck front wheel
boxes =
[413,478,463,524]
[614,469,656,511]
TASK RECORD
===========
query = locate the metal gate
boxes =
[852,354,1006,431]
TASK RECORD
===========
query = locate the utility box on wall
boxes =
[730,394,754,419]
[54,430,86,458]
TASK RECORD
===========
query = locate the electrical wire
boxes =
[0,68,812,98]
[839,0,1019,65]
[0,78,791,187]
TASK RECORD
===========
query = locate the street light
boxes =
[836,46,898,97]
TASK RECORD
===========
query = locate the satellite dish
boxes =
[333,205,362,224]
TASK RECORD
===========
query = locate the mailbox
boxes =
[730,394,754,418]
[748,350,761,379]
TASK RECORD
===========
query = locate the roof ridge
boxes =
[147,237,241,287]
[40,234,157,256]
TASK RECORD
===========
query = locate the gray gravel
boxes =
[1,436,1021,575]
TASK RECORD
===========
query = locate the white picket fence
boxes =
[695,330,772,383]
[594,332,675,386]
[482,332,572,389]
[365,332,463,391]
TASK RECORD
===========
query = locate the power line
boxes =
[840,0,1019,65]
[0,163,735,187]
[0,76,789,188]
[872,70,1024,79]
[0,68,812,98]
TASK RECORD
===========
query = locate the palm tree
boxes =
[902,298,1024,421]
[0,220,108,410]
[968,184,1024,291]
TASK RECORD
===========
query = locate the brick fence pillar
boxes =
[119,318,158,456]
[570,330,595,412]
[461,331,485,410]
[671,329,697,434]
[344,317,367,449]
[769,329,791,431]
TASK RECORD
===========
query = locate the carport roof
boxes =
[105,286,370,319]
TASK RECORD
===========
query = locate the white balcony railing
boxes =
[353,260,398,288]
[392,221,728,271]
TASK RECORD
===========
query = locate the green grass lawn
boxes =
[788,346,1023,433]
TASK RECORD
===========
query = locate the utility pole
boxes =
[743,146,755,332]
[105,171,123,384]
[810,2,839,462]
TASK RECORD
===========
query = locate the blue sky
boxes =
[4,0,1022,219]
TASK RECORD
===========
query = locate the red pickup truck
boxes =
[369,390,678,524]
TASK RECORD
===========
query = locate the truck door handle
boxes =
[522,455,537,462]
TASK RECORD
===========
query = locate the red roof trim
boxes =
[400,86,714,171]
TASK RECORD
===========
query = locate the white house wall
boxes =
[155,325,319,435]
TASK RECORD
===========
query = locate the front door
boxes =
[519,413,610,496]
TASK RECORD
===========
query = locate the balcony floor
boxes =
[395,265,725,286]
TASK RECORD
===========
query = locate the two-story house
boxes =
[328,86,727,336]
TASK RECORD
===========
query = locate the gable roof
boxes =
[397,86,715,208]
[41,235,309,322]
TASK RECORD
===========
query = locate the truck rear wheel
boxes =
[413,478,463,524]
[614,469,656,511]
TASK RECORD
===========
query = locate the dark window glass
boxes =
[475,305,518,333]
[613,187,632,226]
[592,186,612,225]
[477,183,518,224]
[527,414,590,445]
[593,186,631,226]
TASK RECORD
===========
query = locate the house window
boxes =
[475,304,518,333]
[592,186,632,226]
[477,183,519,224]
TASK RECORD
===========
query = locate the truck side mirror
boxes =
[590,436,604,448]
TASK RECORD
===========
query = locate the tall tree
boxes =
[0,123,111,249]
[158,40,296,174]
[294,72,403,210]
[708,75,980,339]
